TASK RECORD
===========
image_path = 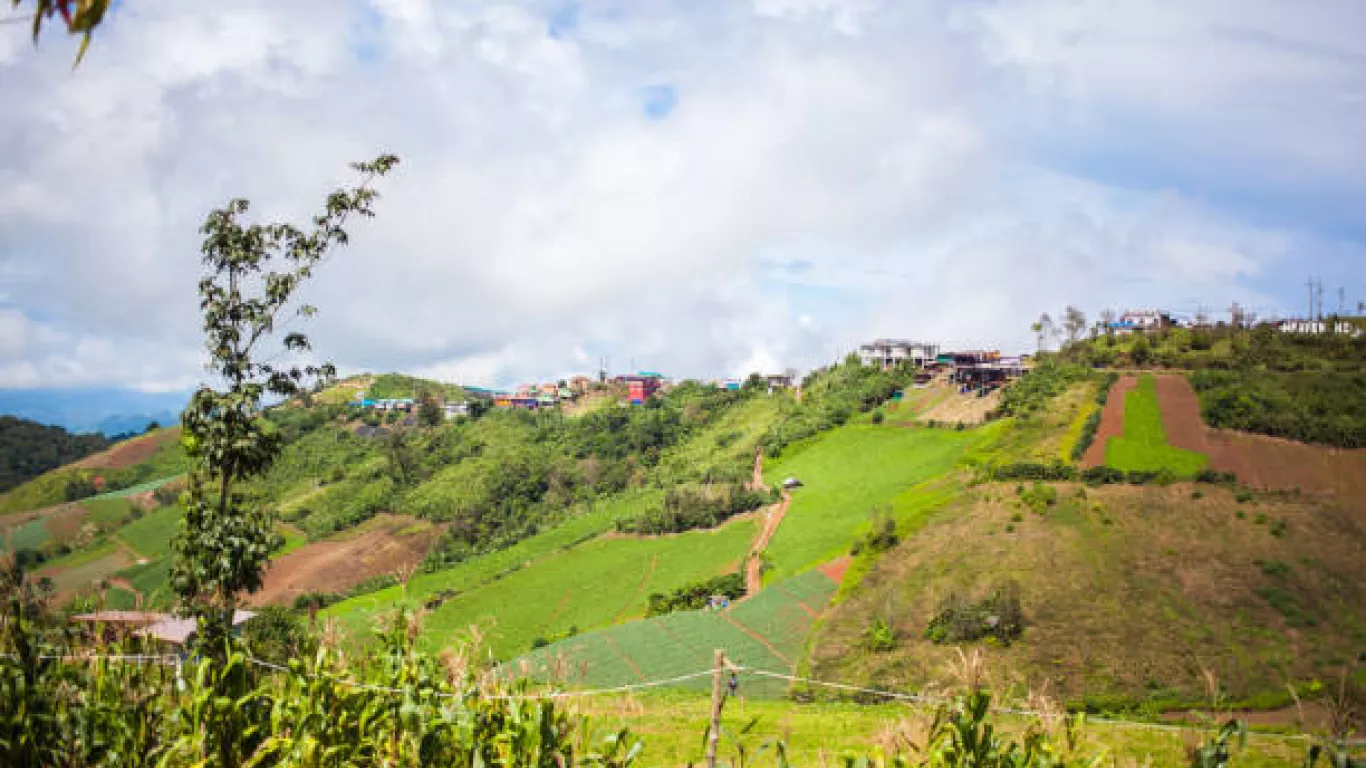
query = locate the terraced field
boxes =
[414,517,757,658]
[512,568,838,698]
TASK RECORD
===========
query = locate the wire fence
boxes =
[8,650,1360,746]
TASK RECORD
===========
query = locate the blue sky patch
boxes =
[549,2,580,39]
[641,84,678,120]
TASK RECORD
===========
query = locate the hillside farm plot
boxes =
[513,569,838,698]
[1080,377,1135,468]
[762,425,981,582]
[35,540,136,600]
[1105,376,1208,475]
[324,490,661,635]
[413,518,757,658]
[115,505,180,560]
[249,513,443,607]
[74,428,181,470]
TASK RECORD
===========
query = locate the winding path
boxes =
[744,451,791,596]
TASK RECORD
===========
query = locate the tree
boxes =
[417,389,443,427]
[12,0,112,65]
[1032,312,1055,353]
[1062,306,1087,346]
[173,154,398,656]
[1130,333,1152,366]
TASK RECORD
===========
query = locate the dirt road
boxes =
[744,451,790,595]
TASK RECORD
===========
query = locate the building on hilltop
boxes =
[1118,310,1170,330]
[1276,319,1363,336]
[618,372,664,404]
[858,339,940,370]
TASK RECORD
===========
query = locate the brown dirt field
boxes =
[42,503,93,545]
[1080,376,1136,468]
[37,548,137,602]
[917,387,1002,426]
[811,482,1366,709]
[1150,374,1366,514]
[74,428,180,470]
[1153,375,1208,454]
[1206,430,1366,511]
[248,514,443,606]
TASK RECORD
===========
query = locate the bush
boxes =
[925,582,1024,646]
[646,572,745,616]
[617,483,767,536]
[1019,483,1057,514]
[1196,469,1238,485]
[871,411,885,425]
[991,463,1077,482]
[850,510,898,556]
[863,616,897,652]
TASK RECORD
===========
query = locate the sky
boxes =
[1,0,1364,392]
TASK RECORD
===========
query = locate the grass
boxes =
[34,539,133,596]
[413,516,757,658]
[569,690,1313,768]
[275,522,307,556]
[514,569,838,698]
[1105,376,1208,475]
[113,558,174,607]
[324,489,662,636]
[114,506,180,560]
[762,425,982,582]
[809,481,1366,706]
[83,497,137,527]
[1058,397,1098,463]
[93,474,182,499]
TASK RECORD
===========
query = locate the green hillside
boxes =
[0,415,110,492]
[763,425,985,581]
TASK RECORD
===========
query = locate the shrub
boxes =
[863,616,897,652]
[1256,559,1291,578]
[871,410,885,425]
[1195,469,1238,485]
[850,509,898,556]
[1081,466,1125,485]
[991,463,1077,482]
[645,572,745,616]
[1019,483,1057,514]
[925,582,1024,646]
[616,483,768,536]
[1269,519,1289,537]
[1236,491,1254,503]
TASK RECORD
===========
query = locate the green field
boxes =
[762,425,981,581]
[94,474,181,499]
[513,568,838,698]
[413,517,757,658]
[325,490,662,634]
[1105,375,1208,475]
[2,516,52,552]
[83,497,137,527]
[114,505,180,560]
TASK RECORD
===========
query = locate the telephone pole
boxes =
[1316,280,1325,321]
[1307,279,1316,320]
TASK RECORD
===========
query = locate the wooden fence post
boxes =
[705,648,727,768]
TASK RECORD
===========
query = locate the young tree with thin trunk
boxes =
[173,154,398,656]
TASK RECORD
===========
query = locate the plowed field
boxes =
[74,429,180,470]
[249,514,442,606]
[1080,376,1135,468]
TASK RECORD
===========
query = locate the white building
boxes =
[858,339,939,370]
[1277,319,1362,337]
[1119,310,1166,330]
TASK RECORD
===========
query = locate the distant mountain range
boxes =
[0,388,189,436]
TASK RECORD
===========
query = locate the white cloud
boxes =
[0,0,1361,391]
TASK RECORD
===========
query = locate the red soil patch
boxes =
[75,429,180,470]
[1152,375,1208,454]
[817,557,851,585]
[247,515,442,606]
[1080,376,1136,468]
[42,503,91,544]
